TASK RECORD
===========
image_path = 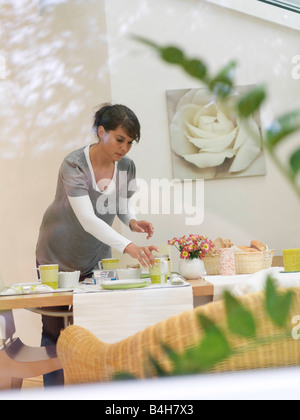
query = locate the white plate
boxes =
[0,284,74,297]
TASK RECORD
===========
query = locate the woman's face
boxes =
[98,125,134,161]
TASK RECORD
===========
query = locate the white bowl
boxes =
[58,271,80,288]
[116,268,142,280]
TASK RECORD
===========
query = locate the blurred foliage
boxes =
[115,277,295,379]
[133,36,300,199]
[112,36,300,380]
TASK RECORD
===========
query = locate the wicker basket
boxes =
[204,249,274,275]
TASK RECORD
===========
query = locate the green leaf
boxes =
[130,34,160,51]
[212,60,237,85]
[265,110,300,148]
[150,316,232,376]
[265,276,294,328]
[236,85,267,118]
[132,35,185,65]
[209,61,237,98]
[183,59,207,81]
[212,83,233,99]
[290,148,300,178]
[148,354,169,377]
[195,314,232,370]
[114,372,137,381]
[224,291,257,338]
[150,317,231,375]
[160,343,201,375]
[160,46,185,65]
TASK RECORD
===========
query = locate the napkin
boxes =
[207,267,300,301]
[232,267,300,297]
[73,284,193,343]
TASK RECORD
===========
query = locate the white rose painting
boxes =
[167,87,266,180]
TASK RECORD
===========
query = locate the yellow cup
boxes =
[283,249,300,272]
[100,258,120,270]
[36,264,59,289]
[149,258,168,285]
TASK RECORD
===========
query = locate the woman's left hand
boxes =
[129,220,154,239]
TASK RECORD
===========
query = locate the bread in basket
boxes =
[204,238,274,275]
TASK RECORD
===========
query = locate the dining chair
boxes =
[57,286,300,385]
[0,310,62,390]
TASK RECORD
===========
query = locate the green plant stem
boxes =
[265,144,300,201]
[242,116,300,200]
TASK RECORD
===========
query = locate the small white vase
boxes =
[179,258,206,280]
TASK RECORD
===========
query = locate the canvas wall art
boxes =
[166,87,266,181]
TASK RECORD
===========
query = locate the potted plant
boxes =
[168,234,215,279]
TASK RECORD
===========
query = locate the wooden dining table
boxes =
[0,278,214,311]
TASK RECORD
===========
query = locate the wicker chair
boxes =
[57,287,300,385]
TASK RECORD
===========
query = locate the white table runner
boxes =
[73,283,193,343]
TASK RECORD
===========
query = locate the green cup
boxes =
[149,258,168,285]
[100,258,120,270]
[36,264,59,290]
[283,249,300,272]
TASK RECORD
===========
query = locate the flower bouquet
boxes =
[168,235,215,279]
[168,234,215,260]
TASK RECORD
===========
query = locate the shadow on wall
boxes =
[0,0,110,159]
[0,0,111,281]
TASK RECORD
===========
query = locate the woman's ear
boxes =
[97,126,105,141]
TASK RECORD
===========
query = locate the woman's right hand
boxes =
[124,243,160,269]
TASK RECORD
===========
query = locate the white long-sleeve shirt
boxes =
[36,145,137,276]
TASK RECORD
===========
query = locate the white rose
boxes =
[169,88,263,179]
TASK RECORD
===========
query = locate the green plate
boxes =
[101,280,150,290]
[279,271,300,274]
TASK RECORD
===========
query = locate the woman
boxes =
[36,104,159,386]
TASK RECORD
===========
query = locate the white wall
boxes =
[105,0,300,270]
[0,0,111,284]
[0,0,111,345]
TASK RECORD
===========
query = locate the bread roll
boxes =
[238,246,259,253]
[224,239,234,248]
[214,238,225,252]
[232,246,243,253]
[250,240,266,252]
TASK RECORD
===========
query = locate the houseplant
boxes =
[168,234,215,279]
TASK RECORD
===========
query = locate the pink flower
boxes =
[202,241,211,252]
[169,234,215,260]
[178,236,186,246]
[168,237,178,246]
[180,249,190,259]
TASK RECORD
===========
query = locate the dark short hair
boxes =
[93,104,141,142]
